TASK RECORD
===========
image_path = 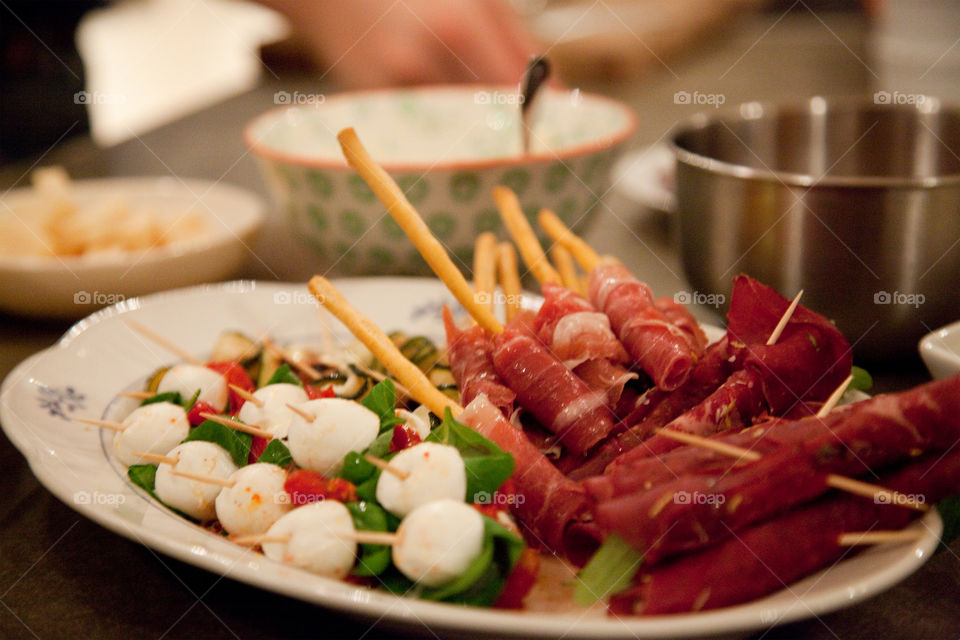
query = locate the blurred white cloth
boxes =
[77,0,288,146]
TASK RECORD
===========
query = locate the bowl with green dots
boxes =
[244,85,637,276]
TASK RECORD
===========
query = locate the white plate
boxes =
[918,320,960,379]
[0,279,941,638]
[0,177,263,318]
[611,144,676,213]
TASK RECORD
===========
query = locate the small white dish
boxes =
[611,143,676,213]
[919,320,960,379]
[0,176,264,318]
[0,278,942,638]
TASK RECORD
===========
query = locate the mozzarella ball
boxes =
[393,499,485,587]
[287,398,379,475]
[158,364,228,412]
[396,407,431,440]
[155,441,238,521]
[215,463,291,536]
[375,442,466,518]
[261,501,357,578]
[113,401,190,466]
[237,383,308,438]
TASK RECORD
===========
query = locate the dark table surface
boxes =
[2,8,959,640]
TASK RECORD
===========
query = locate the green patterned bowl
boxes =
[244,85,637,276]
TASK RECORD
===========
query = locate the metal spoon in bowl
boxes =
[519,55,550,155]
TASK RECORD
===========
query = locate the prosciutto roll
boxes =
[612,448,960,615]
[443,306,515,415]
[458,394,600,563]
[492,315,618,456]
[654,296,708,353]
[609,274,853,465]
[593,373,960,564]
[533,282,629,366]
[589,263,702,391]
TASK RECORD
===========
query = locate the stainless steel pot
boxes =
[672,97,960,360]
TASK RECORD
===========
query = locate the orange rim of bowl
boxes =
[242,84,638,173]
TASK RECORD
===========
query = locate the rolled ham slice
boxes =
[458,394,600,563]
[589,263,702,391]
[492,315,618,456]
[443,306,515,415]
[612,448,960,615]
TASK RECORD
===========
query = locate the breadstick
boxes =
[537,208,601,273]
[337,128,502,334]
[496,242,522,322]
[308,276,462,418]
[492,186,561,285]
[473,232,498,316]
[550,244,583,295]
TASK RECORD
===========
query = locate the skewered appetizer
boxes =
[80,328,531,608]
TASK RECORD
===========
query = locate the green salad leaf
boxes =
[346,501,392,577]
[427,408,514,502]
[182,419,252,467]
[128,464,158,498]
[140,391,182,407]
[849,365,873,392]
[574,534,643,606]
[265,363,303,387]
[362,379,406,434]
[257,439,292,466]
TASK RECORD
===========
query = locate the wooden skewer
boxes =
[119,390,155,400]
[198,412,274,440]
[126,320,203,366]
[230,384,264,408]
[497,242,523,322]
[816,374,855,418]
[75,417,126,432]
[285,403,316,423]
[537,208,601,273]
[493,187,561,285]
[473,232,498,316]
[654,428,928,512]
[169,468,235,487]
[231,533,291,546]
[551,244,583,295]
[837,529,926,546]
[132,451,179,465]
[309,276,463,419]
[765,290,804,346]
[364,454,411,480]
[260,335,322,381]
[337,127,502,334]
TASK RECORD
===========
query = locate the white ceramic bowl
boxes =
[244,85,637,276]
[0,177,263,318]
[918,320,960,379]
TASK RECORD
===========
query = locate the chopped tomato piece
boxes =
[206,361,255,414]
[284,470,358,505]
[248,435,270,464]
[494,547,540,609]
[389,423,422,453]
[187,400,219,427]
[305,384,336,400]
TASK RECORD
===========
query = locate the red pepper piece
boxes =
[206,362,256,414]
[187,400,219,427]
[284,470,358,506]
[494,547,540,609]
[248,436,269,464]
[305,384,336,400]
[389,423,422,453]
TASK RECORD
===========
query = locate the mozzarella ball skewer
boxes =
[237,383,308,438]
[285,398,379,475]
[214,463,292,536]
[375,442,467,518]
[157,364,229,412]
[88,402,191,466]
[145,441,239,521]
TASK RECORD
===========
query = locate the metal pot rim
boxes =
[669,95,960,189]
